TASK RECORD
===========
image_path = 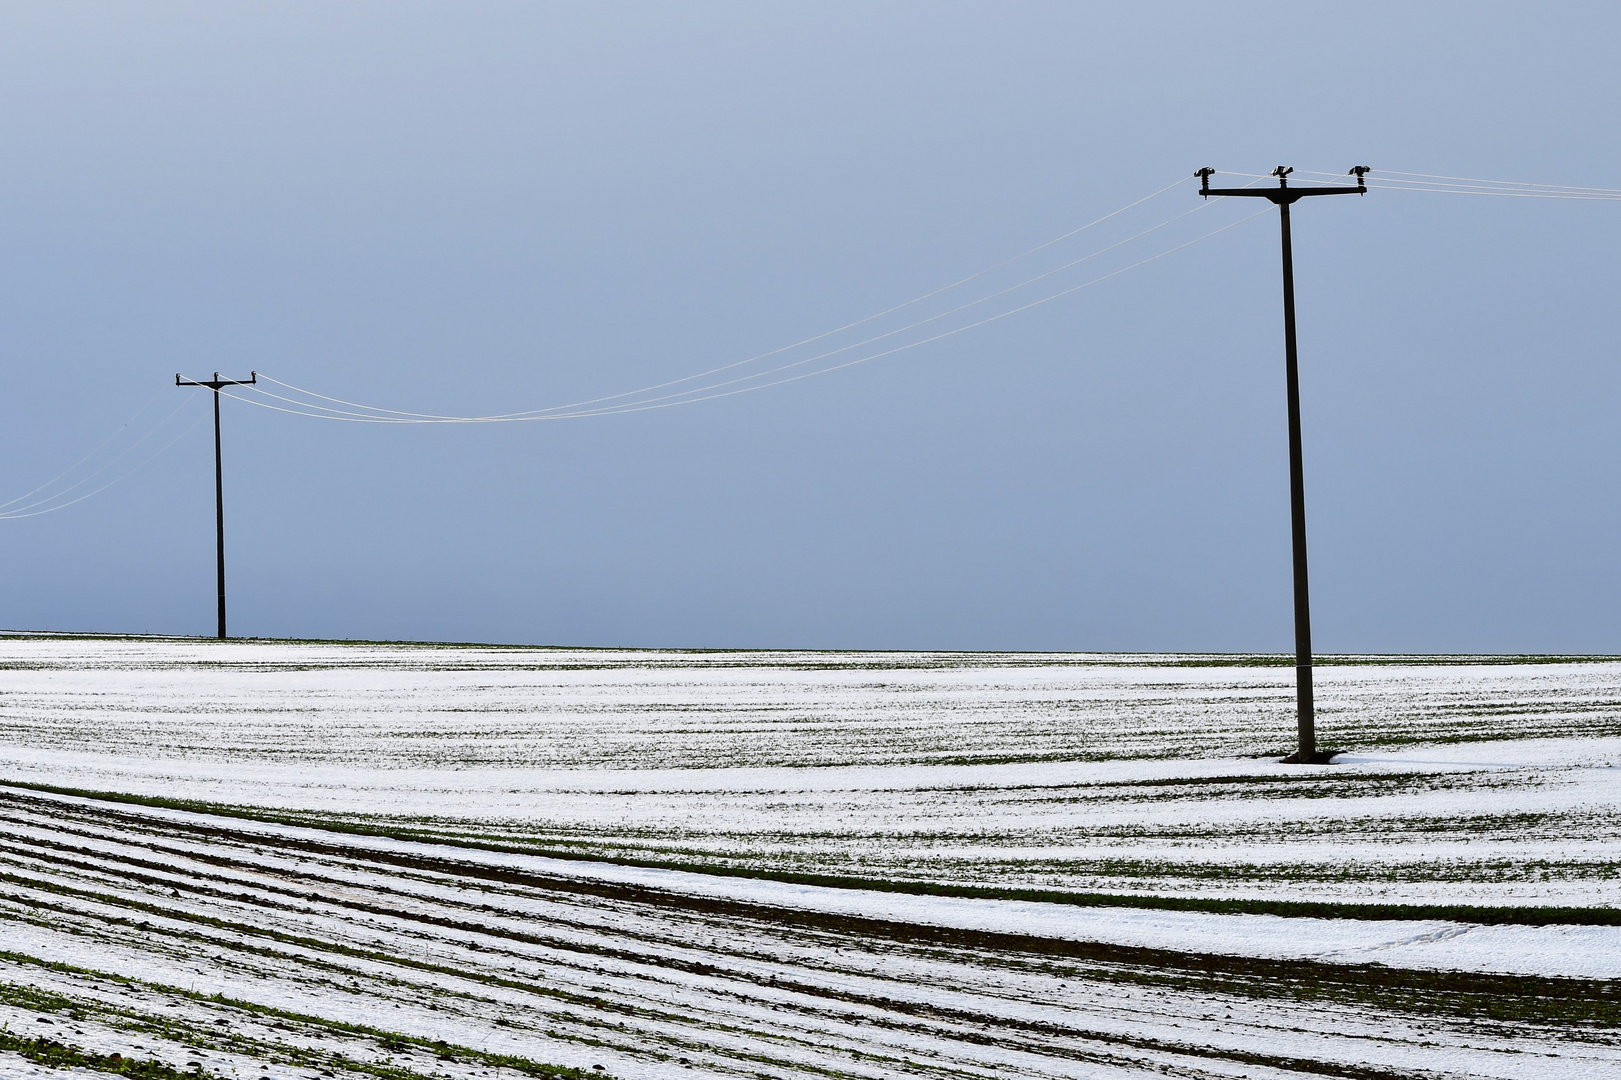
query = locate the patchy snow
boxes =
[15,783,1612,979]
[1,638,1617,1078]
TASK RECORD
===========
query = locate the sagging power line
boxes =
[234,211,1262,425]
[161,165,1621,433]
[1196,164,1369,764]
[176,371,257,639]
[7,162,1611,660]
[222,189,1270,425]
[0,398,201,521]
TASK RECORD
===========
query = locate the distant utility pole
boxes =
[1197,165,1369,764]
[175,371,257,639]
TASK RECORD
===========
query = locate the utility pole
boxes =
[1197,165,1368,764]
[175,371,257,639]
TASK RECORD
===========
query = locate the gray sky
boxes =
[2,2,1618,651]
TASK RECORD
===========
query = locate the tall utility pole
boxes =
[175,371,257,639]
[1197,166,1368,764]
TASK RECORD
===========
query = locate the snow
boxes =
[1,637,1617,1078]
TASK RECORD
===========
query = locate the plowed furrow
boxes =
[1,785,1615,1080]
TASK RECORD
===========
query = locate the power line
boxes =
[1291,168,1621,201]
[291,197,1214,421]
[0,414,205,520]
[540,207,1275,420]
[244,199,1222,423]
[511,198,1229,418]
[1330,168,1621,195]
[0,394,161,511]
[225,189,1267,425]
[239,177,1195,425]
[0,396,198,519]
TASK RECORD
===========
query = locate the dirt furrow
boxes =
[3,788,1615,1078]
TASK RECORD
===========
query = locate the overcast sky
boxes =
[1,2,1617,651]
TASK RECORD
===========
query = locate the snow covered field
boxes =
[0,637,1617,1078]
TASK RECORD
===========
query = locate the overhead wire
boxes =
[0,393,163,511]
[1369,184,1620,202]
[239,176,1195,424]
[228,178,1271,425]
[1377,169,1621,195]
[537,206,1277,419]
[0,417,206,520]
[0,397,196,516]
[0,398,203,520]
[14,165,1610,521]
[1291,168,1621,201]
[242,195,1223,424]
[221,193,1272,423]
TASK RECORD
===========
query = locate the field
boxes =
[0,638,1618,1079]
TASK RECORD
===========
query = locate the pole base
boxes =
[1281,749,1337,765]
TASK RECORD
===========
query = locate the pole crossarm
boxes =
[1197,165,1369,203]
[176,372,258,390]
